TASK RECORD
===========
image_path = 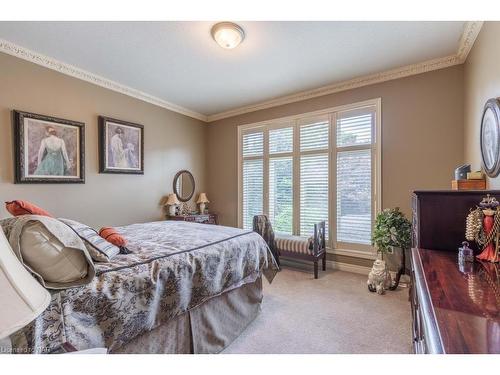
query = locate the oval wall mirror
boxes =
[173,170,195,202]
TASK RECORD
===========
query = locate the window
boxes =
[238,99,380,257]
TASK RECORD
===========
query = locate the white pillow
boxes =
[20,221,88,283]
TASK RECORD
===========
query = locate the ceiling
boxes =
[0,21,471,120]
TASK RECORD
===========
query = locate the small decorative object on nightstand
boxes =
[196,193,210,214]
[165,193,180,216]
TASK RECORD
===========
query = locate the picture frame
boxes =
[98,116,144,174]
[13,110,85,184]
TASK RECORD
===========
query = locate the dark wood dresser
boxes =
[411,190,500,354]
[167,213,218,225]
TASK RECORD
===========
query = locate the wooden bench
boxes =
[253,215,326,279]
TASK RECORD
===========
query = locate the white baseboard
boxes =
[280,258,409,287]
[280,257,371,275]
[325,260,371,275]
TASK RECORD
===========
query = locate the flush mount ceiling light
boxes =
[211,22,245,49]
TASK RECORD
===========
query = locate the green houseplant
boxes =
[372,207,411,257]
[371,208,412,291]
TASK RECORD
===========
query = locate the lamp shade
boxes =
[166,193,180,205]
[0,229,51,339]
[196,193,210,204]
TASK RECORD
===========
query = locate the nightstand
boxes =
[168,213,218,225]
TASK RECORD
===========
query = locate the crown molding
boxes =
[0,21,483,124]
[0,38,208,122]
[206,54,461,122]
[456,21,483,63]
[207,21,483,122]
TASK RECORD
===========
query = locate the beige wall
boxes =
[0,52,207,228]
[464,22,500,189]
[207,65,465,228]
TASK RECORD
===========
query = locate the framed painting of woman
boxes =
[98,116,144,174]
[13,110,85,183]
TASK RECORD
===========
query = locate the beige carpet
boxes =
[222,266,412,354]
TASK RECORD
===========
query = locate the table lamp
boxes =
[196,193,210,214]
[0,229,51,341]
[166,193,180,216]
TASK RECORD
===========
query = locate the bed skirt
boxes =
[113,276,263,354]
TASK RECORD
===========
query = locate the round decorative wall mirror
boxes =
[173,170,195,202]
[480,98,500,177]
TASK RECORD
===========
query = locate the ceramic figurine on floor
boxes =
[465,194,500,263]
[367,259,392,295]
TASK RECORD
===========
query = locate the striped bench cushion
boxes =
[276,234,313,255]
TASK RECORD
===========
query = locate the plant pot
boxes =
[384,246,407,290]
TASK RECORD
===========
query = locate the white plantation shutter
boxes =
[269,127,293,153]
[242,131,264,230]
[336,107,375,246]
[299,118,329,237]
[269,157,293,234]
[336,109,373,147]
[300,154,328,236]
[242,159,263,229]
[268,126,294,234]
[242,132,263,156]
[300,121,329,151]
[336,150,372,244]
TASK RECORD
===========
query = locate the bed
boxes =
[6,220,278,354]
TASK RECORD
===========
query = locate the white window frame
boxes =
[237,98,382,259]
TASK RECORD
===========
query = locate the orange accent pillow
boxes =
[99,227,128,247]
[5,200,54,217]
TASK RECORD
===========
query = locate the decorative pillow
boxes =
[21,221,88,283]
[2,215,96,289]
[59,218,120,262]
[6,200,53,218]
[99,227,131,254]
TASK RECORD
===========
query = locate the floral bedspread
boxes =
[9,220,277,353]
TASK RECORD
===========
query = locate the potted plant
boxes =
[369,207,412,292]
